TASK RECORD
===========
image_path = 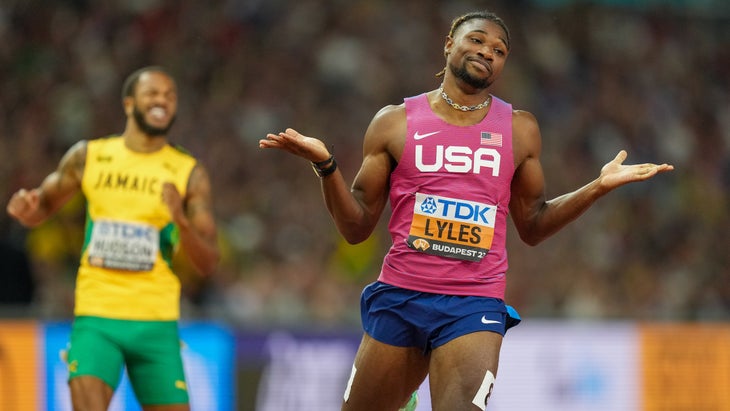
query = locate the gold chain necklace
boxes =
[439,85,491,111]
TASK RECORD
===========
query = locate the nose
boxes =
[478,46,494,61]
[153,92,171,105]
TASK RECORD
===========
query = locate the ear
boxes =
[444,35,454,58]
[122,96,134,116]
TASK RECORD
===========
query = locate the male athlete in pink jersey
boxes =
[260,10,673,411]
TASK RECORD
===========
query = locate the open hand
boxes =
[599,150,674,190]
[259,128,331,163]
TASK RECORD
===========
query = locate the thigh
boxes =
[342,333,429,411]
[429,331,503,411]
[66,317,125,393]
[142,404,190,411]
[123,321,189,407]
[69,375,115,411]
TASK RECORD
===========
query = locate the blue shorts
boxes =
[361,281,521,353]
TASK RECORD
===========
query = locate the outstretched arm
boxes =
[259,106,402,244]
[6,140,86,227]
[509,111,674,246]
[162,164,220,277]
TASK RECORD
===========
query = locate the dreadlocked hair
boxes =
[436,10,511,78]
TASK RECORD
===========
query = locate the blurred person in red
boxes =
[6,66,219,411]
[260,10,672,411]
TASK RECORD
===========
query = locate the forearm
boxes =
[524,178,607,245]
[13,141,87,227]
[13,212,46,228]
[320,171,377,244]
[14,196,51,228]
[176,219,219,276]
[8,186,71,228]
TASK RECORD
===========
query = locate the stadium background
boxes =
[0,0,728,409]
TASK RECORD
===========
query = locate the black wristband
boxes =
[311,154,337,177]
[312,154,334,168]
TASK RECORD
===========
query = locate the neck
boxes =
[122,130,168,153]
[438,84,491,112]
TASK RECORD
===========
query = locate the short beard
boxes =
[132,106,175,136]
[449,62,491,90]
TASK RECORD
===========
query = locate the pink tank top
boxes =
[378,92,515,299]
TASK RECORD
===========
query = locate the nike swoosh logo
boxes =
[413,130,441,140]
[481,316,502,325]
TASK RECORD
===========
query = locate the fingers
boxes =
[161,181,178,195]
[284,127,299,136]
[160,183,181,205]
[259,133,281,148]
[641,163,673,172]
[6,196,20,217]
[259,129,301,148]
[259,128,330,162]
[614,150,674,172]
[160,183,185,222]
[263,129,299,140]
[7,189,39,218]
[650,163,674,174]
[637,165,658,178]
[634,163,674,180]
[613,150,628,164]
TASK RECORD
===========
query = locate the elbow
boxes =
[198,266,217,278]
[343,233,369,245]
[21,220,43,229]
[201,262,219,278]
[341,227,373,245]
[337,221,374,245]
[521,236,544,247]
[196,252,220,278]
[517,228,547,247]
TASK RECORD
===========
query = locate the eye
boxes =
[494,49,505,56]
[470,37,483,44]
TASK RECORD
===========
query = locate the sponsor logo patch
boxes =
[406,193,496,261]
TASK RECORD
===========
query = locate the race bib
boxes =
[87,220,159,271]
[406,193,496,262]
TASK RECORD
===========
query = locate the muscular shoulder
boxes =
[45,139,88,190]
[67,139,89,155]
[512,109,541,166]
[62,140,88,174]
[364,103,407,160]
[369,103,406,138]
[186,163,212,200]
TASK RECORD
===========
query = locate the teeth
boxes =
[149,107,166,119]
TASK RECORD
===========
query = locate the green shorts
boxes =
[66,316,189,405]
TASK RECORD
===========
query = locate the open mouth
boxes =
[149,107,167,120]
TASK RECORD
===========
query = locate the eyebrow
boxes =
[466,29,508,49]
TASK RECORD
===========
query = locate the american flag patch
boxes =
[481,131,502,146]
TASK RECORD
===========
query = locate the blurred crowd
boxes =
[0,0,728,327]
